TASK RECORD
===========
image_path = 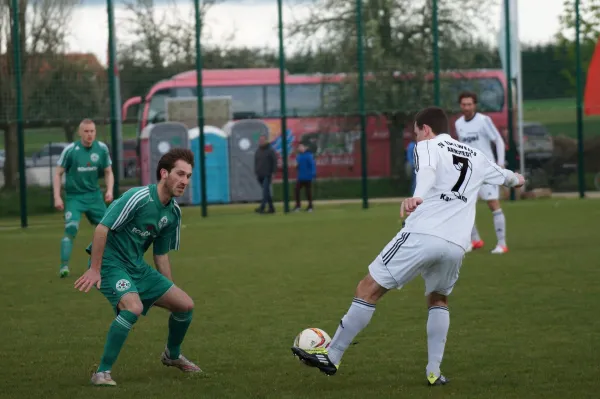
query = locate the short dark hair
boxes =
[156,148,195,181]
[458,91,478,104]
[414,107,449,135]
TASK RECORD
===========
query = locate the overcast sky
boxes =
[68,0,566,66]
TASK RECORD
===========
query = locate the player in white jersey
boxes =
[291,107,524,386]
[455,91,509,254]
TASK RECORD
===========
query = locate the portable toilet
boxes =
[139,122,193,205]
[188,126,230,204]
[225,120,271,203]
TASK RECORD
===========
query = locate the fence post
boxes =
[356,0,368,209]
[194,0,208,217]
[49,141,53,208]
[106,0,120,198]
[11,0,27,227]
[575,0,586,198]
[277,0,290,213]
[503,0,517,200]
[432,0,440,106]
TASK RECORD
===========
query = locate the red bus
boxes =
[122,68,509,181]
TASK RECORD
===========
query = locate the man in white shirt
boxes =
[455,91,509,254]
[291,106,524,386]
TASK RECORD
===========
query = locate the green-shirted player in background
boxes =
[54,119,114,278]
[74,148,201,387]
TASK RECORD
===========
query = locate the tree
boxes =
[286,0,497,181]
[0,0,80,189]
[555,0,600,95]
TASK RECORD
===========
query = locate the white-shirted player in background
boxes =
[455,91,509,254]
[291,107,524,386]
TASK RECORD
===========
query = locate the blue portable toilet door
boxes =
[189,126,230,204]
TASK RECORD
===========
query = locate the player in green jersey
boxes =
[74,148,201,387]
[53,119,114,278]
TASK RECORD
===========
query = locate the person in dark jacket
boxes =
[254,134,278,214]
[293,144,316,212]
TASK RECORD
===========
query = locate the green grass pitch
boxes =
[1,199,599,398]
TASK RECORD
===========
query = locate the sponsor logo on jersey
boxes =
[461,135,479,144]
[77,166,98,172]
[132,226,152,237]
[158,216,168,229]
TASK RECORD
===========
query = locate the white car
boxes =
[29,142,71,168]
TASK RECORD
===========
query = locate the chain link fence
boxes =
[1,0,598,224]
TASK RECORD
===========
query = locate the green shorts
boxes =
[94,260,174,316]
[65,191,107,228]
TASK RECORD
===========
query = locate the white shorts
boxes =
[368,232,465,296]
[478,183,499,201]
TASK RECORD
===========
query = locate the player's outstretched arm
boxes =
[74,224,109,292]
[154,254,173,281]
[483,157,524,188]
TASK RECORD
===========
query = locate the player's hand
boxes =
[513,173,525,188]
[74,269,101,292]
[105,190,113,203]
[54,197,64,211]
[400,197,423,218]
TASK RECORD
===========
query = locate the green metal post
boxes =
[356,0,368,209]
[195,0,208,216]
[432,0,440,106]
[277,0,290,213]
[12,0,27,227]
[575,0,586,198]
[106,0,119,198]
[503,0,516,200]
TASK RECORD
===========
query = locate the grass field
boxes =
[1,199,599,398]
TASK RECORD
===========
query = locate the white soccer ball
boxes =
[293,328,332,350]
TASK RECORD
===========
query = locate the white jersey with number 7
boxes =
[402,133,518,251]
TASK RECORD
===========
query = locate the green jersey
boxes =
[58,140,112,195]
[87,184,181,269]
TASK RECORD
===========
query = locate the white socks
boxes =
[327,298,376,365]
[493,209,506,247]
[426,306,450,378]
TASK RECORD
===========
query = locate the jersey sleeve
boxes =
[153,205,182,255]
[482,116,506,166]
[99,142,112,168]
[57,145,73,169]
[414,140,439,172]
[482,155,514,186]
[99,187,150,231]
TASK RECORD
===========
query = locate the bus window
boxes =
[148,88,171,123]
[266,84,327,117]
[204,86,264,116]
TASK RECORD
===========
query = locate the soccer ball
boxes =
[293,328,332,350]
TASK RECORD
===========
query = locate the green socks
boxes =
[60,236,73,267]
[97,310,138,372]
[167,310,194,359]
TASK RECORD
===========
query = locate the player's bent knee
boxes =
[355,273,388,304]
[427,292,448,308]
[487,200,500,211]
[118,293,143,316]
[178,293,194,313]
[64,221,80,238]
